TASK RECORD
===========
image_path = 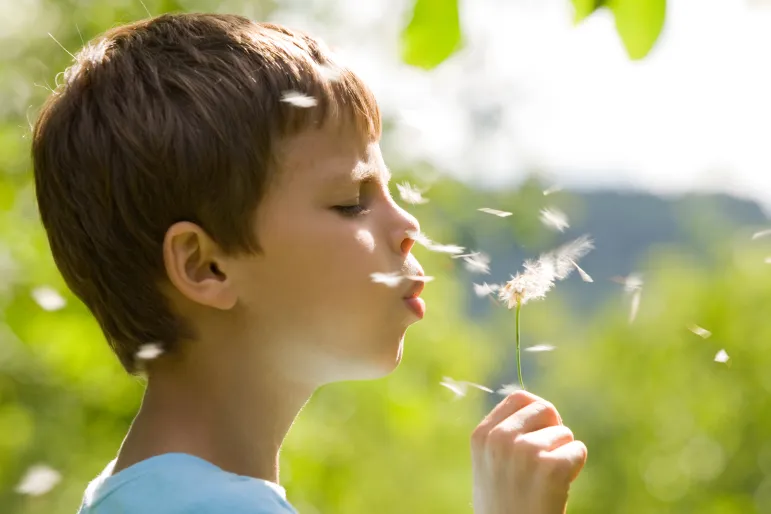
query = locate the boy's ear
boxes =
[162,222,237,310]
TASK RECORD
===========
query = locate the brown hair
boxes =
[32,13,381,374]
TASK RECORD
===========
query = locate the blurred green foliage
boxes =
[402,0,666,67]
[2,1,770,513]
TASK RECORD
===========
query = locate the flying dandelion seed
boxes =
[572,260,594,282]
[525,344,556,353]
[688,324,712,339]
[714,349,730,363]
[496,383,522,396]
[426,243,466,255]
[765,256,771,264]
[15,465,61,496]
[539,207,570,232]
[473,282,500,297]
[280,91,317,108]
[462,253,491,274]
[614,274,643,323]
[439,377,493,398]
[498,235,594,389]
[370,272,433,288]
[370,272,404,287]
[136,343,164,361]
[406,229,433,247]
[478,207,513,217]
[543,184,563,196]
[396,182,429,205]
[751,229,771,240]
[317,62,343,81]
[31,287,66,311]
[403,275,435,283]
[439,377,467,398]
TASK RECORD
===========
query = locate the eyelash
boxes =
[334,204,371,217]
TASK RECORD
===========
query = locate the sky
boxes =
[273,0,771,215]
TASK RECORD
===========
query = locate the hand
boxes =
[471,390,587,514]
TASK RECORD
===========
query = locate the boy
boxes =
[32,13,587,513]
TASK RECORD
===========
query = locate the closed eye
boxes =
[333,204,371,217]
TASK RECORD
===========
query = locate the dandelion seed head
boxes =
[496,383,522,396]
[525,344,556,352]
[280,91,317,108]
[15,465,61,496]
[499,268,554,308]
[396,182,428,205]
[714,349,730,363]
[688,324,712,339]
[31,287,66,311]
[136,343,164,361]
[478,207,513,218]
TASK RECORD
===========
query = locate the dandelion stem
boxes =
[515,300,525,390]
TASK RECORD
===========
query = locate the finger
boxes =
[545,440,587,483]
[495,399,562,435]
[518,425,575,452]
[476,390,556,434]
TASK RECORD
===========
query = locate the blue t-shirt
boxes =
[77,453,298,513]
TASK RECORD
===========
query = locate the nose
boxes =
[393,204,420,256]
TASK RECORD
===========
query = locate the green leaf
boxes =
[401,0,462,70]
[572,0,605,23]
[609,0,666,60]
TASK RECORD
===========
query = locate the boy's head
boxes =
[32,13,423,382]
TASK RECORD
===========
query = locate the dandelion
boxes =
[751,229,771,240]
[688,324,712,339]
[478,207,512,217]
[540,207,569,232]
[525,344,556,352]
[714,349,730,363]
[498,235,594,389]
[496,383,522,396]
[136,343,164,361]
[439,376,493,399]
[473,282,500,297]
[765,256,771,264]
[280,91,317,108]
[396,182,429,205]
[15,464,61,496]
[31,286,66,311]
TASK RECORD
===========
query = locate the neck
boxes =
[113,349,314,484]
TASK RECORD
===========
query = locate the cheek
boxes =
[354,229,376,252]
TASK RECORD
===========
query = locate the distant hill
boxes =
[449,189,770,319]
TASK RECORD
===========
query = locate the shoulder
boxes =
[171,479,298,514]
[80,454,297,514]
